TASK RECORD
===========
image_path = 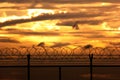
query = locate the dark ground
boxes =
[0,67,120,80]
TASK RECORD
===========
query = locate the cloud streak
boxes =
[0,11,105,28]
[51,42,71,47]
[57,20,104,26]
[0,38,20,43]
[0,0,120,3]
[6,31,61,36]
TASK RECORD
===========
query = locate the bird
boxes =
[37,42,45,47]
[83,44,93,49]
[72,21,79,30]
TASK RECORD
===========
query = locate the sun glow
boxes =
[0,13,30,23]
[102,22,120,31]
[0,8,67,31]
[27,9,56,17]
[0,9,67,23]
[0,8,68,31]
[30,20,60,31]
[0,9,56,23]
[101,2,111,6]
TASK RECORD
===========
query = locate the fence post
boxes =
[27,54,30,80]
[89,54,93,80]
[59,67,62,80]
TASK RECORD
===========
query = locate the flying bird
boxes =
[72,21,79,30]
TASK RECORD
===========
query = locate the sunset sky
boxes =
[0,0,120,48]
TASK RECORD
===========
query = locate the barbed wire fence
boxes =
[0,46,120,80]
[0,46,120,66]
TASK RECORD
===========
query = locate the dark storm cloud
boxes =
[0,38,20,43]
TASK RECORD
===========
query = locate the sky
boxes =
[0,0,120,48]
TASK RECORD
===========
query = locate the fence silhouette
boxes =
[0,46,120,80]
[0,46,120,66]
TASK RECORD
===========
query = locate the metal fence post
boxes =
[89,54,93,80]
[27,54,30,80]
[59,67,62,80]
